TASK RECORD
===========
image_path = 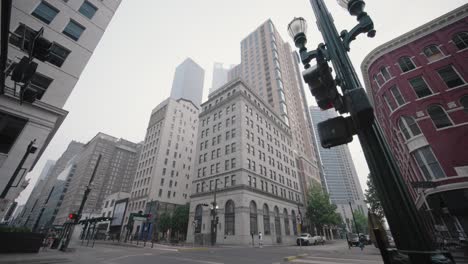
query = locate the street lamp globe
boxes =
[336,0,365,16]
[287,17,308,49]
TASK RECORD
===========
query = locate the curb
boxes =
[283,253,307,262]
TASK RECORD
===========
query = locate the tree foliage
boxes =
[171,203,189,235]
[364,173,385,223]
[353,210,368,234]
[159,212,172,233]
[305,184,341,232]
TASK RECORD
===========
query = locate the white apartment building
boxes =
[187,79,303,245]
[0,0,121,216]
[125,98,199,232]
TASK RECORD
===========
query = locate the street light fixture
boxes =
[289,0,453,263]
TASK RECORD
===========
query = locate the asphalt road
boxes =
[0,240,388,264]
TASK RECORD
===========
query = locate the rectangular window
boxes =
[79,1,98,19]
[383,93,395,111]
[48,43,71,67]
[32,1,59,24]
[437,65,464,88]
[390,86,405,106]
[63,20,86,41]
[409,77,432,98]
[413,146,445,180]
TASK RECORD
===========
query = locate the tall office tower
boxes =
[187,80,303,245]
[19,141,84,230]
[209,63,233,94]
[170,58,205,107]
[54,133,140,225]
[15,160,55,225]
[124,98,199,236]
[228,20,321,199]
[309,106,367,230]
[0,0,121,216]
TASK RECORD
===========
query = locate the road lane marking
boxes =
[161,256,224,264]
[291,256,382,264]
[102,253,153,264]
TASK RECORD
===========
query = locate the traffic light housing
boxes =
[11,56,37,83]
[303,60,340,110]
[68,213,78,220]
[32,36,52,61]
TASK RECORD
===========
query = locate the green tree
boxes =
[305,184,341,234]
[353,210,368,234]
[159,212,172,238]
[364,173,385,224]
[171,204,189,239]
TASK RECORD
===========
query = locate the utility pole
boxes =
[288,0,453,262]
[210,179,219,246]
[60,154,102,251]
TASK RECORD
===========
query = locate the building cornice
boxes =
[361,4,468,99]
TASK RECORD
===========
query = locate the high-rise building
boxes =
[170,58,205,107]
[16,160,55,225]
[209,63,233,94]
[19,141,84,230]
[309,106,367,231]
[54,133,140,225]
[361,4,468,239]
[124,97,199,237]
[0,0,122,216]
[228,20,321,198]
[187,80,303,245]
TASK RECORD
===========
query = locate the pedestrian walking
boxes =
[359,235,366,251]
[258,232,263,248]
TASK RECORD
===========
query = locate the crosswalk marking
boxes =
[291,256,383,264]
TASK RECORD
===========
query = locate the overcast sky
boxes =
[17,0,466,204]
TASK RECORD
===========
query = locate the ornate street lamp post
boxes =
[288,0,453,263]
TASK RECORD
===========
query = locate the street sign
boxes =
[411,181,438,189]
[133,216,147,221]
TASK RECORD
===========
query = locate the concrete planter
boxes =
[0,232,45,253]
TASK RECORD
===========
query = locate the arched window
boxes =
[460,95,468,113]
[263,204,270,235]
[453,32,468,50]
[423,45,443,62]
[428,105,453,129]
[291,210,298,235]
[283,209,290,236]
[413,146,445,180]
[380,66,391,81]
[398,116,421,140]
[249,201,258,234]
[225,200,235,235]
[274,206,281,236]
[398,56,416,72]
[194,204,203,233]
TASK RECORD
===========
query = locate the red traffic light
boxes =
[68,213,78,220]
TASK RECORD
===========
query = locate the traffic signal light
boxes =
[68,213,78,220]
[302,60,340,110]
[32,36,52,61]
[11,57,37,83]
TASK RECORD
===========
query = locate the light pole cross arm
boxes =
[300,43,328,68]
[340,12,376,51]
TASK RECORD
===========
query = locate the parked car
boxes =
[296,233,318,246]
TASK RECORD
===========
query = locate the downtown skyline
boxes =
[18,0,467,205]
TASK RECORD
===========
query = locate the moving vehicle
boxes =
[296,233,320,246]
[347,233,360,247]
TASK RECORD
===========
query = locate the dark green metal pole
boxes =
[307,0,443,262]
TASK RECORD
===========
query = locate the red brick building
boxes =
[361,4,468,242]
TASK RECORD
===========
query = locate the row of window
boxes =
[398,95,468,141]
[380,65,465,112]
[373,32,468,88]
[32,1,94,41]
[197,158,237,178]
[195,175,237,193]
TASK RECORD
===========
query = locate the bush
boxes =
[0,226,32,233]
